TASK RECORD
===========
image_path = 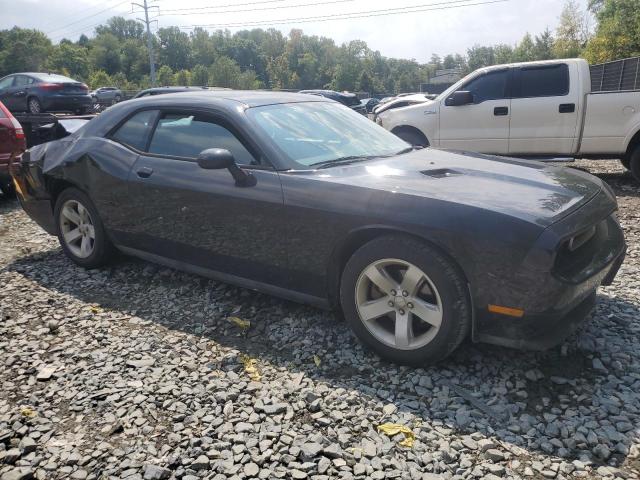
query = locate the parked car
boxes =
[377,58,640,181]
[372,93,434,116]
[13,91,625,365]
[0,101,26,195]
[131,86,222,99]
[91,87,123,104]
[299,89,367,115]
[0,73,91,114]
[359,97,380,113]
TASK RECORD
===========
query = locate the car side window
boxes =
[0,76,14,89]
[460,69,509,103]
[14,76,33,87]
[148,113,258,166]
[514,64,569,98]
[111,110,158,151]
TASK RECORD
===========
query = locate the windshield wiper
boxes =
[309,155,381,169]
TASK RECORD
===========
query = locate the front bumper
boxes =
[473,187,626,350]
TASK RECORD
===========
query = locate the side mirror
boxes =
[197,148,256,187]
[445,90,474,107]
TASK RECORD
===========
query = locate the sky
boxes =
[0,0,590,63]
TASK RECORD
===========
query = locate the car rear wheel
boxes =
[28,97,42,114]
[340,235,470,365]
[54,188,114,268]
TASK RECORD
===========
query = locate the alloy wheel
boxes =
[59,199,95,258]
[28,98,41,113]
[355,258,443,350]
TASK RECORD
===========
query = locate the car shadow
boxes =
[4,246,639,472]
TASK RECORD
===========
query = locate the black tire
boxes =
[629,145,640,182]
[54,187,115,268]
[1,179,15,198]
[340,235,471,365]
[620,157,631,170]
[27,97,42,114]
[393,128,429,148]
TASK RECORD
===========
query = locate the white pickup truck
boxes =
[376,58,640,180]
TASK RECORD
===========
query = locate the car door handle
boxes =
[559,103,575,113]
[136,166,153,178]
[14,91,26,97]
[494,106,509,116]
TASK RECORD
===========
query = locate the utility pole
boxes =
[133,0,158,86]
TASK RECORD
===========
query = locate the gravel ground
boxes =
[0,159,639,480]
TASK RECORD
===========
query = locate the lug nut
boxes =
[407,302,413,309]
[402,290,408,297]
[390,289,397,296]
[388,300,394,307]
[398,309,405,315]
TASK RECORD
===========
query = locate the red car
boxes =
[0,100,26,195]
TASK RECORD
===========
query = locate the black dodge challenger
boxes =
[12,91,626,364]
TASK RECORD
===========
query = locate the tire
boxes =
[75,107,88,115]
[54,187,114,268]
[340,235,471,365]
[620,157,630,170]
[393,128,429,148]
[27,97,42,114]
[629,145,640,182]
[1,179,15,198]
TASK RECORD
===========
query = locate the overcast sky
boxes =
[1,0,590,63]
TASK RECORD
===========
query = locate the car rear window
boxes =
[31,73,79,83]
[111,110,158,151]
[515,64,569,98]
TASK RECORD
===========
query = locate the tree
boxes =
[157,27,191,70]
[0,27,52,76]
[584,0,640,62]
[357,70,373,93]
[174,69,190,86]
[157,65,174,86]
[48,42,89,79]
[208,56,241,88]
[191,64,209,86]
[466,45,495,71]
[513,33,537,61]
[554,0,591,58]
[95,17,144,41]
[88,70,111,88]
[534,28,555,60]
[89,33,121,75]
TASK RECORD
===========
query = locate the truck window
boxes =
[459,69,509,103]
[515,64,569,98]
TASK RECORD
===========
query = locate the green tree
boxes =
[554,0,591,58]
[88,70,111,88]
[466,45,495,71]
[48,42,89,79]
[0,27,52,76]
[157,65,174,86]
[534,28,555,60]
[89,33,121,75]
[191,64,209,86]
[95,17,144,41]
[158,27,191,70]
[584,0,640,62]
[208,56,241,88]
[174,69,190,86]
[513,33,537,61]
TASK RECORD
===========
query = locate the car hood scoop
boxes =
[420,168,463,178]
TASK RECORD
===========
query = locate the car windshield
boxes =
[246,101,409,168]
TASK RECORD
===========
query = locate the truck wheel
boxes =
[340,235,470,365]
[630,146,640,183]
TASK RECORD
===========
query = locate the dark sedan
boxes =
[13,91,625,365]
[0,73,92,114]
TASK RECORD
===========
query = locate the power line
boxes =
[177,0,508,29]
[46,0,132,34]
[159,0,355,17]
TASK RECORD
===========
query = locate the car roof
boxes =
[131,90,331,108]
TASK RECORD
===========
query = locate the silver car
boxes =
[90,87,122,104]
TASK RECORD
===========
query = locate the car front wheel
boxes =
[340,235,470,365]
[54,188,114,268]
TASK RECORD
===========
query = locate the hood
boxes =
[374,97,435,115]
[307,149,604,227]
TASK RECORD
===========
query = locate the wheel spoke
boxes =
[363,264,397,294]
[411,298,442,328]
[63,228,82,244]
[77,203,88,222]
[400,265,424,296]
[62,206,81,226]
[394,310,413,348]
[80,235,91,256]
[358,296,394,321]
[86,225,95,240]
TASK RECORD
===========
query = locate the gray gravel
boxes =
[1,159,639,480]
